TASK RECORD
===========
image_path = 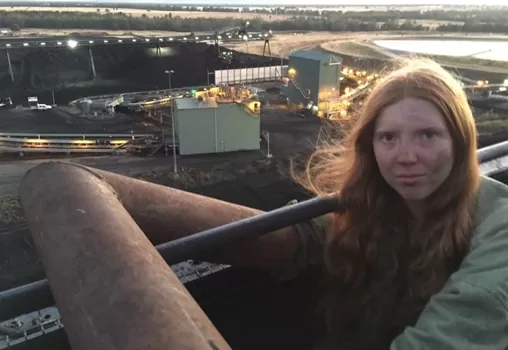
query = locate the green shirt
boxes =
[291,175,508,349]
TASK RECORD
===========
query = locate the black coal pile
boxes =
[0,42,281,105]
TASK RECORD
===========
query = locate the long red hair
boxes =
[299,58,480,347]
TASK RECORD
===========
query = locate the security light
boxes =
[67,40,78,49]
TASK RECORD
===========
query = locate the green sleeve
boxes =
[390,228,508,350]
[391,177,508,349]
[390,281,508,350]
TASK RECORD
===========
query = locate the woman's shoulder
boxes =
[453,175,508,304]
[474,175,508,241]
[391,177,508,349]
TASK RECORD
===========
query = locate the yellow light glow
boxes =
[110,140,129,146]
[25,139,50,143]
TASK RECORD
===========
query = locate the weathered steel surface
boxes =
[19,162,231,350]
[0,192,338,322]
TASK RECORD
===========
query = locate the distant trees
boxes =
[3,2,508,23]
[1,8,508,34]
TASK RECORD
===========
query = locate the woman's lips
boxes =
[396,174,424,185]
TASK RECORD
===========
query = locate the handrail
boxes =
[1,140,508,322]
[477,140,508,163]
[0,137,132,143]
[0,146,128,154]
[289,78,309,100]
[338,81,374,102]
[0,133,155,138]
[67,84,212,105]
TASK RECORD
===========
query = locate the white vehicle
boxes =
[35,103,52,111]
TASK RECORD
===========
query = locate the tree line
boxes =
[1,10,508,34]
[2,2,508,21]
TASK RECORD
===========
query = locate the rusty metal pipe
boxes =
[0,193,339,322]
[19,162,231,350]
[72,163,302,269]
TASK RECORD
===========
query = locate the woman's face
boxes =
[373,97,454,204]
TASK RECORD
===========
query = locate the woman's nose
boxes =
[396,143,418,164]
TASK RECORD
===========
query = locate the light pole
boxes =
[165,69,177,174]
[266,131,272,158]
[243,35,249,53]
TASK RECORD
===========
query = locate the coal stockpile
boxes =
[0,42,281,105]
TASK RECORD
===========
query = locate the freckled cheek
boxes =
[373,147,398,173]
[424,144,454,172]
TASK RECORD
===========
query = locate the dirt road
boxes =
[0,156,176,197]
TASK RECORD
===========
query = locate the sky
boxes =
[32,0,507,5]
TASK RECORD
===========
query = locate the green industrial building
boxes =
[174,98,261,156]
[283,50,342,108]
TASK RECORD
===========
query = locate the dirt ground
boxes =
[0,107,162,134]
[0,97,324,227]
[0,7,294,21]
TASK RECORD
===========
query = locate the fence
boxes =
[214,65,289,85]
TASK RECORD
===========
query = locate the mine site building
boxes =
[174,97,260,156]
[283,50,343,112]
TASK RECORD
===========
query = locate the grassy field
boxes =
[0,6,295,21]
[224,32,366,57]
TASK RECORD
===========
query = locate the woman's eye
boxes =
[380,134,395,142]
[421,130,437,140]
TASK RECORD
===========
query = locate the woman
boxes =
[18,58,508,349]
[288,58,508,349]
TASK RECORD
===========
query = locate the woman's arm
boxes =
[390,281,508,350]
[390,195,508,350]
